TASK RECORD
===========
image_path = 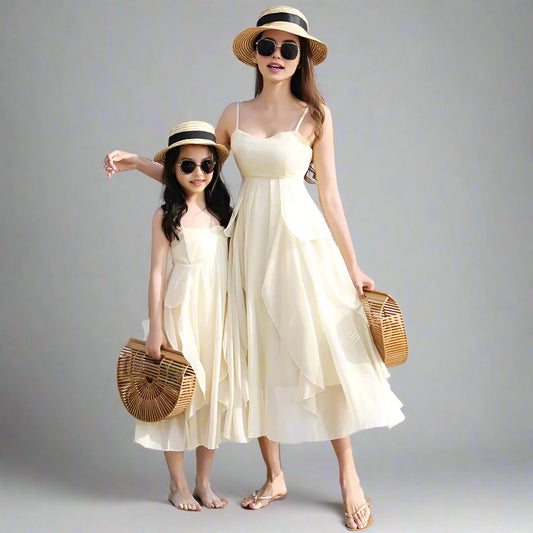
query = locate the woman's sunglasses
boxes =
[178,159,216,174]
[256,38,300,61]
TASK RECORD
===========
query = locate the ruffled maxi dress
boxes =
[223,103,405,444]
[134,226,229,451]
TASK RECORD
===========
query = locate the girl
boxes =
[104,6,405,530]
[131,121,232,511]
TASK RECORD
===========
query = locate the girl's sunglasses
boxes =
[178,159,216,174]
[256,38,300,61]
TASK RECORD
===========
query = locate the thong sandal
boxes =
[345,497,373,531]
[242,490,288,510]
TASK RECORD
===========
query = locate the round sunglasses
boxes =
[256,38,300,61]
[178,159,216,174]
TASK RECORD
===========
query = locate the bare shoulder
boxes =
[301,102,332,146]
[153,207,164,223]
[216,102,240,146]
[219,101,238,119]
[320,103,333,122]
[319,103,334,136]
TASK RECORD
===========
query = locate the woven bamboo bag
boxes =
[117,338,196,422]
[361,290,408,367]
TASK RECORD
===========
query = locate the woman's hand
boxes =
[103,150,139,178]
[351,269,376,299]
[145,329,169,361]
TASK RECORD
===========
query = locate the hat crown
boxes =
[257,6,310,30]
[168,121,215,138]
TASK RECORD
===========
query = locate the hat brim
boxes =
[233,22,327,67]
[154,139,229,165]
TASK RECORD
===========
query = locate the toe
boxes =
[356,509,369,529]
[346,515,356,530]
[241,497,253,508]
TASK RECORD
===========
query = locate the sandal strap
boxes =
[345,501,369,520]
[253,490,275,502]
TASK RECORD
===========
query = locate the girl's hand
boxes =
[145,329,169,361]
[351,269,376,299]
[103,150,138,178]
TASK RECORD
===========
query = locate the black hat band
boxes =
[168,130,215,146]
[256,12,308,32]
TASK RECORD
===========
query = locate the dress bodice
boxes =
[231,129,312,180]
[230,102,312,180]
[225,104,331,242]
[169,226,226,266]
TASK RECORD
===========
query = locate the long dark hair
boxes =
[161,145,232,242]
[254,36,325,139]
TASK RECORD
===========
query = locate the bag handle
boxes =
[126,338,190,365]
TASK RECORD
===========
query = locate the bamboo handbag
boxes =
[361,290,408,367]
[117,338,196,422]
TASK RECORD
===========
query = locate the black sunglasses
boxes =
[178,159,216,174]
[256,38,300,61]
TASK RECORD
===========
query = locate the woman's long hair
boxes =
[254,36,325,139]
[161,145,232,242]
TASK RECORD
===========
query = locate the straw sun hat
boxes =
[233,6,328,67]
[153,121,229,165]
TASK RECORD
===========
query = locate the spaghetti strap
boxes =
[294,107,308,132]
[235,101,240,130]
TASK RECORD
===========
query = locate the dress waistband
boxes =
[243,174,301,180]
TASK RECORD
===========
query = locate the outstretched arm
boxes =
[313,106,376,298]
[145,208,170,359]
[103,150,164,183]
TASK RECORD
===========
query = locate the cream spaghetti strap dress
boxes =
[135,226,229,451]
[223,103,405,443]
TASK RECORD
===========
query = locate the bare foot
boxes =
[342,480,371,530]
[168,487,202,512]
[193,484,228,509]
[241,471,288,510]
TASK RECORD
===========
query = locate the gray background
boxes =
[1,1,531,532]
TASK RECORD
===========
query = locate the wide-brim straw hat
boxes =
[153,121,229,165]
[233,5,327,67]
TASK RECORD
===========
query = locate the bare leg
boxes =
[193,446,228,509]
[331,437,371,529]
[164,451,202,511]
[241,436,288,510]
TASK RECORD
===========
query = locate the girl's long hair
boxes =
[254,36,325,139]
[161,146,232,242]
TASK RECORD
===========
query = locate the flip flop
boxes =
[345,497,373,530]
[242,490,288,510]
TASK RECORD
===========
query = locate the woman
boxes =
[104,6,404,530]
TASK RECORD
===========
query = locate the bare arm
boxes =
[145,208,170,359]
[103,150,164,183]
[313,106,375,297]
[103,103,240,182]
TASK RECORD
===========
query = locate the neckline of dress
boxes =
[179,224,223,231]
[232,127,312,149]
